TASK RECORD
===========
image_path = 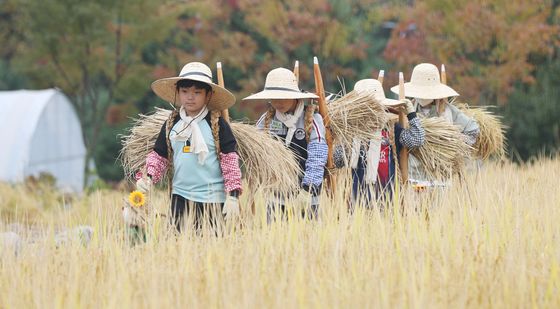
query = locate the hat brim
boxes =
[390,83,459,100]
[243,89,319,102]
[151,76,236,111]
[382,98,405,107]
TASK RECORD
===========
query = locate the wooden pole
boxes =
[438,64,447,115]
[293,60,300,82]
[398,72,409,184]
[377,70,385,84]
[313,56,335,194]
[440,64,447,85]
[216,62,230,123]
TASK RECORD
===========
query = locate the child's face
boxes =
[178,86,209,115]
[271,99,297,113]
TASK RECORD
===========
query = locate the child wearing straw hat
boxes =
[244,68,327,220]
[390,63,479,182]
[135,62,243,232]
[335,78,425,204]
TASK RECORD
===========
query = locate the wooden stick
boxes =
[216,62,230,123]
[377,70,385,84]
[398,72,409,184]
[440,64,447,85]
[313,56,335,194]
[438,64,447,115]
[293,60,300,82]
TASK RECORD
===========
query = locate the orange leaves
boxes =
[384,0,559,105]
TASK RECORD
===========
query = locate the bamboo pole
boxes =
[293,60,300,82]
[216,62,230,123]
[377,70,385,84]
[313,56,335,194]
[398,72,409,184]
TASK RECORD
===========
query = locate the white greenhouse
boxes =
[0,88,86,192]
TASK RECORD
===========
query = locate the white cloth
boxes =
[275,101,305,145]
[223,195,240,220]
[169,107,209,165]
[365,130,382,184]
[349,138,361,169]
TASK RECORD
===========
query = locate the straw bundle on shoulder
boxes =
[120,107,171,180]
[454,101,506,160]
[411,117,474,180]
[120,108,300,193]
[229,122,300,193]
[328,90,389,148]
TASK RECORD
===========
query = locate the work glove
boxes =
[222,195,240,220]
[136,177,152,193]
[401,99,415,115]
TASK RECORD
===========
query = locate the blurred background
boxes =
[0,0,558,188]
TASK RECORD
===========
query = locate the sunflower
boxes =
[128,190,146,208]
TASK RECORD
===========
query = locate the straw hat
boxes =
[151,62,236,111]
[390,63,459,100]
[243,68,318,102]
[354,79,403,107]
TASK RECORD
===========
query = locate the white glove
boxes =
[222,195,240,220]
[401,99,415,114]
[136,177,152,193]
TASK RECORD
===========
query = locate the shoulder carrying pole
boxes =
[313,56,335,194]
[216,62,230,123]
[398,72,409,184]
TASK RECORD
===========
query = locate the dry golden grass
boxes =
[1,157,560,308]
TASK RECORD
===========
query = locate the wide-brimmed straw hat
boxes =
[390,63,459,100]
[354,79,403,107]
[151,62,236,111]
[243,68,318,102]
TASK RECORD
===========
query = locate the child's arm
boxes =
[135,123,169,183]
[218,118,242,196]
[302,114,328,193]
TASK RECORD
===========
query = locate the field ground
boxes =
[1,158,559,308]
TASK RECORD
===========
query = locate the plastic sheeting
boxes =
[0,89,86,192]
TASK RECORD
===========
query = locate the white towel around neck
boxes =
[275,101,305,145]
[169,106,209,165]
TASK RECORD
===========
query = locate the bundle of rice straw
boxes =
[120,108,300,194]
[120,107,170,179]
[328,90,389,148]
[229,122,300,193]
[454,101,507,160]
[410,117,474,180]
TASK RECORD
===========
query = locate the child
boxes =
[334,79,425,205]
[390,63,479,183]
[135,62,243,232]
[243,67,327,220]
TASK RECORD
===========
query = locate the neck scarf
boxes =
[169,106,209,165]
[275,101,305,145]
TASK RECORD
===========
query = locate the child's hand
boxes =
[136,178,152,193]
[222,196,240,220]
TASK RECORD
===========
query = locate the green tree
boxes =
[13,0,164,183]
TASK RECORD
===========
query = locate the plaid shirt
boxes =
[398,116,425,149]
